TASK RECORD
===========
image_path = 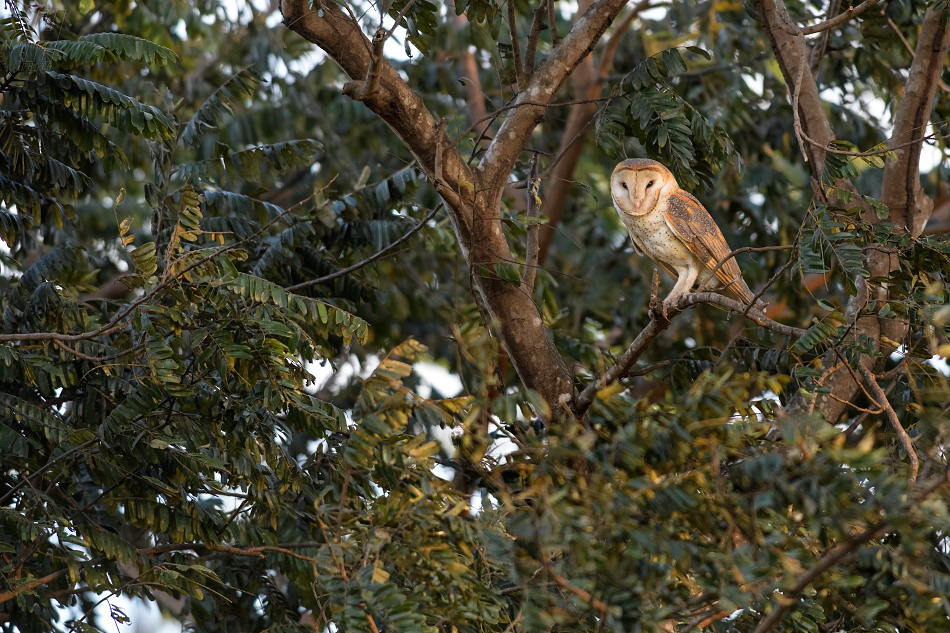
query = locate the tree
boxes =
[2,0,950,631]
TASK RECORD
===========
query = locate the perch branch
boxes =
[573,274,806,416]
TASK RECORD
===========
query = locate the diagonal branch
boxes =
[859,365,919,482]
[750,522,889,633]
[521,154,541,293]
[285,204,442,292]
[285,0,628,413]
[799,0,882,35]
[879,6,950,236]
[478,0,633,190]
[572,273,806,416]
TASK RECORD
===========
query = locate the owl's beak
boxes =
[635,200,641,210]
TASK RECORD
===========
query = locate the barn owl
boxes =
[611,158,757,317]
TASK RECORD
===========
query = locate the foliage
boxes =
[1,0,950,632]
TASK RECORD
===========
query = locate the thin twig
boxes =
[343,27,387,101]
[808,0,840,74]
[506,0,525,90]
[521,153,541,293]
[859,365,919,483]
[702,244,796,291]
[886,12,950,93]
[286,204,442,292]
[547,0,559,46]
[743,244,799,317]
[800,0,883,35]
[751,524,891,633]
[523,4,547,80]
[545,563,609,615]
[383,0,418,41]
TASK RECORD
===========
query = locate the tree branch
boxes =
[879,6,950,236]
[799,0,882,35]
[282,0,588,413]
[521,154,540,293]
[506,0,526,90]
[859,365,919,482]
[750,523,889,633]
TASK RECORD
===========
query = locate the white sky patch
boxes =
[305,354,380,393]
[413,361,463,398]
[637,5,668,22]
[743,73,764,97]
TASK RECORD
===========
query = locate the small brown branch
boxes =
[751,522,889,633]
[0,568,69,605]
[573,271,669,415]
[800,0,882,35]
[859,365,919,483]
[886,13,950,94]
[383,0,418,42]
[343,28,386,101]
[366,614,381,633]
[596,0,650,81]
[573,310,669,415]
[545,563,609,615]
[285,204,442,292]
[52,339,138,363]
[521,154,541,293]
[523,5,548,80]
[808,0,840,74]
[506,0,526,90]
[547,0,560,46]
[680,293,807,338]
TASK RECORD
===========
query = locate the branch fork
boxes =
[342,28,386,101]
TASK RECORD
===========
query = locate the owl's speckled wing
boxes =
[662,190,755,304]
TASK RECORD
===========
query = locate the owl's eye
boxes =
[646,180,654,188]
[621,182,628,189]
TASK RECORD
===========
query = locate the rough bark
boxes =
[757,0,834,172]
[282,0,631,413]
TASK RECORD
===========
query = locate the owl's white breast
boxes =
[614,197,696,271]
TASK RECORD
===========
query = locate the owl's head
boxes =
[611,159,675,217]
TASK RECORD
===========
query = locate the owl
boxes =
[611,158,757,317]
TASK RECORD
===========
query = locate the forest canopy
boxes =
[1,0,950,632]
